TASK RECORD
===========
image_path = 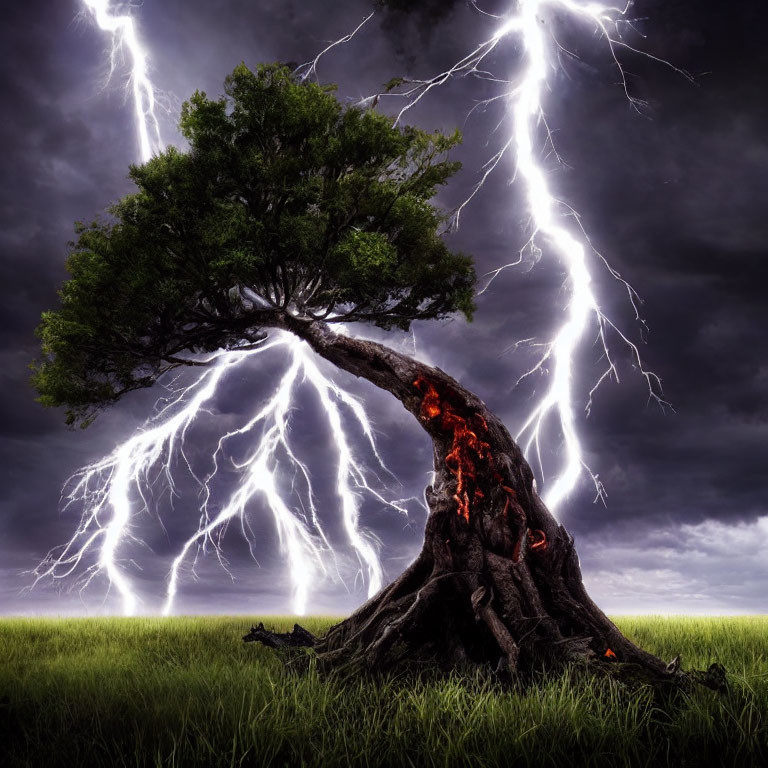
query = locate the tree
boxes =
[34,64,722,687]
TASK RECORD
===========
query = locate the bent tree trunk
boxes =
[246,318,721,686]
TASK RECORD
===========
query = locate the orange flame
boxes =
[414,377,493,522]
[414,378,541,555]
[604,648,617,659]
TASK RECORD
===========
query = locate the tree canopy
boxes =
[33,63,475,427]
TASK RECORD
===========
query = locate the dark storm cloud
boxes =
[0,0,766,615]
[0,0,149,602]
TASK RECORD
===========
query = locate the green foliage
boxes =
[1,616,766,767]
[33,63,475,426]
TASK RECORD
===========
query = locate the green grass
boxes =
[1,616,766,767]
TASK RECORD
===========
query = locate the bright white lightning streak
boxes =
[38,5,404,615]
[37,333,401,615]
[81,0,163,162]
[507,0,610,512]
[32,348,251,614]
[495,0,674,511]
[347,1,679,512]
[163,331,395,617]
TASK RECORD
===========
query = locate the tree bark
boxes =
[242,317,725,688]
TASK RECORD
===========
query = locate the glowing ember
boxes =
[418,379,442,421]
[414,378,548,567]
[414,377,495,522]
[604,648,617,659]
[414,378,527,530]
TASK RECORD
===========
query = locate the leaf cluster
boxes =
[33,64,476,426]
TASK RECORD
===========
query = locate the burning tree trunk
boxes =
[245,318,724,687]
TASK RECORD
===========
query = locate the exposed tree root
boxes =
[244,319,727,695]
[243,622,317,650]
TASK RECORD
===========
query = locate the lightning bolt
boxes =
[491,0,677,511]
[81,0,163,162]
[162,330,402,617]
[35,333,407,615]
[348,1,683,512]
[34,4,412,615]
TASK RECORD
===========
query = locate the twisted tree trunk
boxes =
[245,318,724,687]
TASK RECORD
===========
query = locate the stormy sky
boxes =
[1,0,766,616]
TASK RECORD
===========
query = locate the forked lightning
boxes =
[37,1,678,613]
[35,332,404,615]
[35,2,408,615]
[352,0,679,510]
[81,0,163,162]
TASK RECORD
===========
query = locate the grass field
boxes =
[1,616,766,767]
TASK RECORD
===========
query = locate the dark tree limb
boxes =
[243,622,317,649]
[242,318,726,693]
